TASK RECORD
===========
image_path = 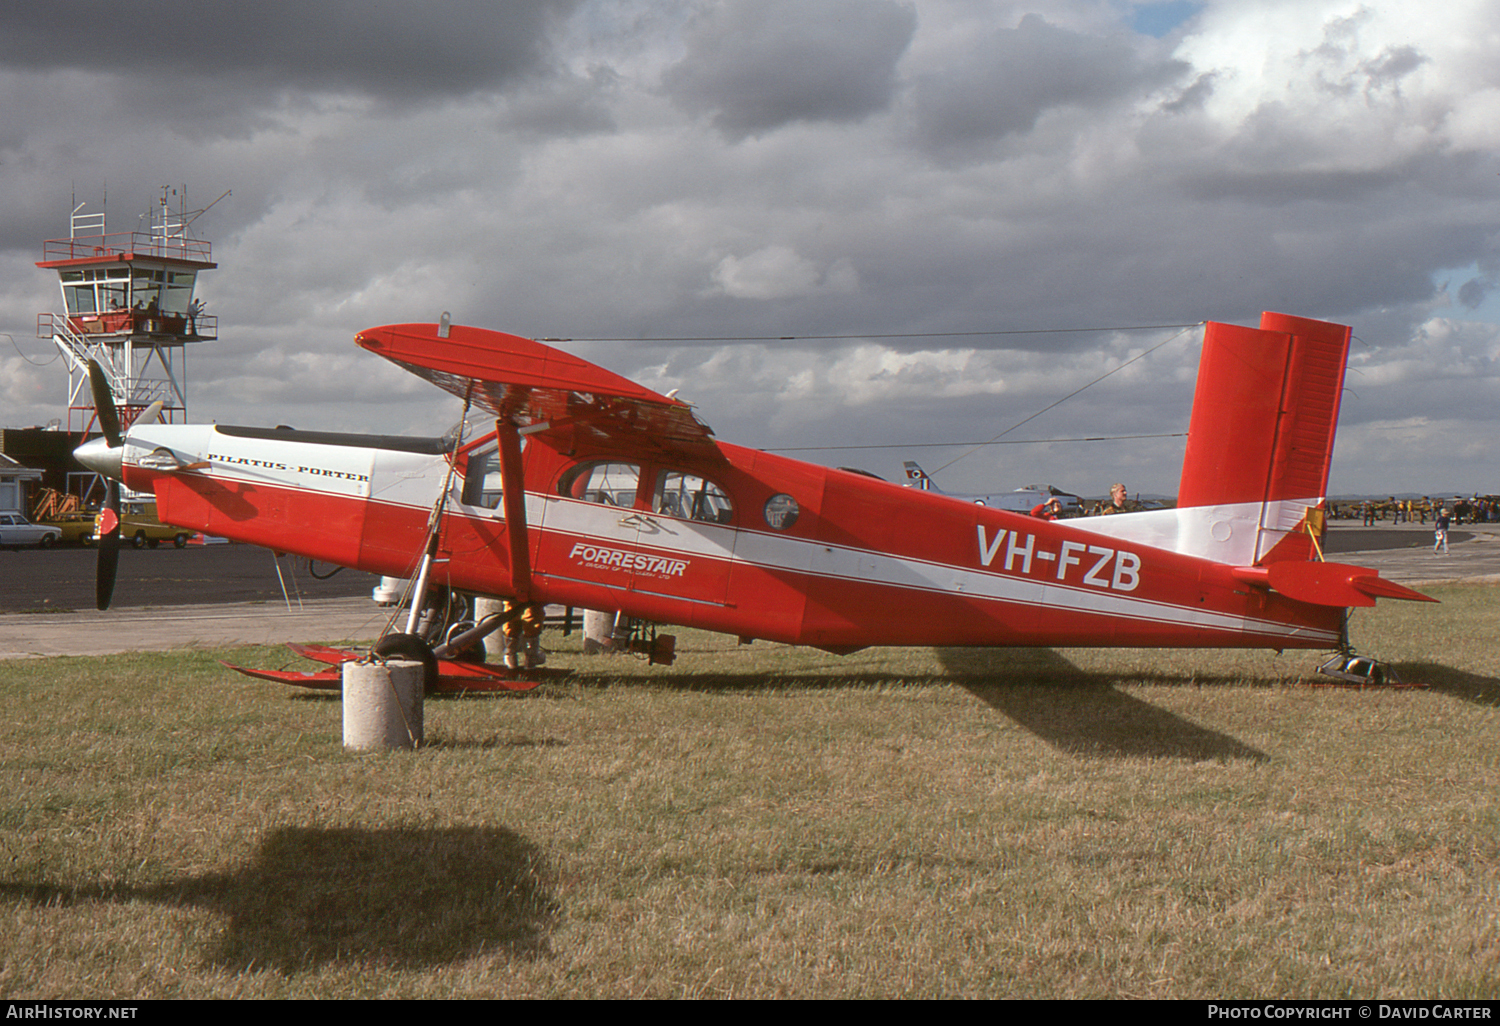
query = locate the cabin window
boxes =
[559,461,642,508]
[460,441,504,510]
[764,493,799,530]
[654,470,733,524]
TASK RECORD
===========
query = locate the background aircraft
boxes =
[902,462,1085,517]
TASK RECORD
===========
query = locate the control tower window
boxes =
[162,271,196,314]
[64,284,97,314]
[131,270,163,312]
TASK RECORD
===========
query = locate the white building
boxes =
[0,454,43,514]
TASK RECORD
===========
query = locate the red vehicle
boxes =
[74,311,1433,685]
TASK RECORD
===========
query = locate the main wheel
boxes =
[372,633,440,695]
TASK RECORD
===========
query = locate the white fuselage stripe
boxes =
[537,497,1338,643]
[123,426,1338,645]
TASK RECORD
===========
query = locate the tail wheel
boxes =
[372,633,439,695]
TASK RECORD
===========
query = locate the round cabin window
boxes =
[763,493,799,530]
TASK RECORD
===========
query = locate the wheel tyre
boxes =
[174,534,189,549]
[39,534,57,549]
[132,531,146,549]
[372,633,440,696]
[81,533,93,547]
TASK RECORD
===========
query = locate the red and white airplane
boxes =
[74,310,1432,684]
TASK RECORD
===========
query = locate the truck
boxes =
[87,501,194,549]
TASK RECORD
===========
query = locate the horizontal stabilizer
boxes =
[1345,573,1439,605]
[1259,561,1437,608]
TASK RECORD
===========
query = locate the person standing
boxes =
[1030,497,1062,521]
[1099,483,1134,515]
[1434,507,1450,555]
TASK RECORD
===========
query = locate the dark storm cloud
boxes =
[5,0,1499,495]
[911,13,1188,155]
[0,0,580,100]
[663,0,916,140]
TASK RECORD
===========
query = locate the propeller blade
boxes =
[135,400,165,427]
[96,479,121,611]
[88,360,123,448]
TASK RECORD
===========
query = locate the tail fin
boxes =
[1176,311,1351,564]
[1075,311,1433,605]
[903,461,936,491]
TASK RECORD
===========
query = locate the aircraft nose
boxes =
[74,435,123,481]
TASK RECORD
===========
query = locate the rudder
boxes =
[1175,311,1350,564]
[1177,312,1350,509]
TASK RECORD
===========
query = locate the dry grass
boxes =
[0,584,1496,998]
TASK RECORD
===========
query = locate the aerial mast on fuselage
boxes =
[36,185,227,436]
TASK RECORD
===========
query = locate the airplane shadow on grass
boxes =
[0,825,557,973]
[936,647,1270,763]
[581,649,1270,762]
[1396,663,1500,707]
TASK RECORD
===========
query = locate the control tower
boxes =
[36,187,225,434]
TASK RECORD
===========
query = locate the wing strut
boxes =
[397,383,473,639]
[498,417,532,602]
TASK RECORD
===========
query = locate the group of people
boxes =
[1031,483,1135,521]
[1329,496,1491,557]
[1335,496,1499,526]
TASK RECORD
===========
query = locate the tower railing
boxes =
[41,230,212,263]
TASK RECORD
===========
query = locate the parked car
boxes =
[0,513,61,549]
[38,511,97,545]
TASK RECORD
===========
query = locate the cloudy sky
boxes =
[2,0,1497,497]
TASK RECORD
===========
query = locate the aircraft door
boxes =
[532,460,738,622]
[531,460,654,606]
[640,469,735,611]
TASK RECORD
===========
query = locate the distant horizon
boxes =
[2,417,1491,508]
[1106,491,1496,503]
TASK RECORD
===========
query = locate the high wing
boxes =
[355,322,722,462]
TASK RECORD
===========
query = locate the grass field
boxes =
[0,584,1496,998]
